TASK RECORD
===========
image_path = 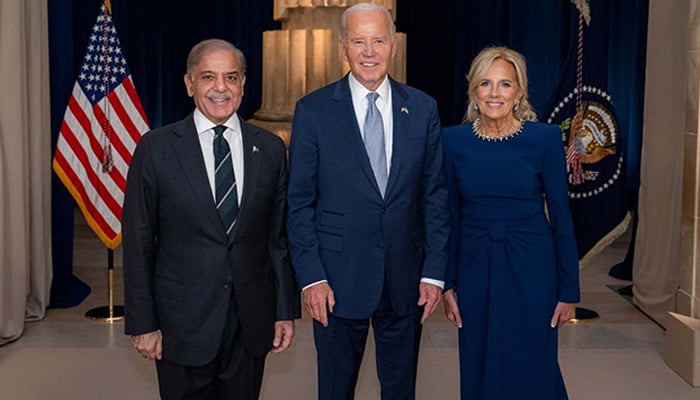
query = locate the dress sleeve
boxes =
[541,125,581,303]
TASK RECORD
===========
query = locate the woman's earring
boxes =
[514,100,521,112]
[472,100,478,111]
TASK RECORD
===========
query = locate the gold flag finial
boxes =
[571,0,591,25]
[105,0,112,14]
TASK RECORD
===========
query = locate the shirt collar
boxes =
[348,73,391,104]
[193,109,241,136]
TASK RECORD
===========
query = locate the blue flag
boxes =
[544,0,629,261]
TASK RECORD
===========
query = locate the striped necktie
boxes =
[213,125,238,236]
[363,92,388,197]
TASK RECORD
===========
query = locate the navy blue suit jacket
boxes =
[287,75,449,319]
[123,114,300,366]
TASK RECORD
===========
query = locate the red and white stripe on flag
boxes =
[53,1,149,250]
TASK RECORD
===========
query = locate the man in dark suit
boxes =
[287,4,449,399]
[123,39,300,400]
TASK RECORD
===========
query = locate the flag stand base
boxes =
[85,249,124,323]
[86,305,124,322]
[570,307,599,323]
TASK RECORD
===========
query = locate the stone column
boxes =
[248,0,406,145]
[680,0,700,318]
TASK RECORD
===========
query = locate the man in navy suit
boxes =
[287,4,449,399]
[123,39,299,399]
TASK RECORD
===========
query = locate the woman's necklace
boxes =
[471,117,524,142]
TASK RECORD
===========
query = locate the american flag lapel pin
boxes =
[252,145,260,154]
[401,106,409,115]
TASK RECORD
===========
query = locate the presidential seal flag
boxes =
[52,0,149,250]
[545,0,629,262]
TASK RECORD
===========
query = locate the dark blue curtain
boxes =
[48,1,90,307]
[396,0,647,191]
[48,0,647,306]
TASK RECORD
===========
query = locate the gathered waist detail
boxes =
[461,213,549,242]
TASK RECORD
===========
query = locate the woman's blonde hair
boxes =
[463,46,537,123]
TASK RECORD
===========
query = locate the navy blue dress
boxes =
[442,121,580,400]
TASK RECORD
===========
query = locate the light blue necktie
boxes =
[363,92,388,197]
[213,125,238,237]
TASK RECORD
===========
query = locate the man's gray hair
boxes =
[339,3,396,42]
[186,38,247,77]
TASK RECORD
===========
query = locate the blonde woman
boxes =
[442,46,579,399]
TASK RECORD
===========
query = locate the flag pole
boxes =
[85,248,124,322]
[53,0,147,324]
[570,0,597,323]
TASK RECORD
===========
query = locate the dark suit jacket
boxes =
[123,114,300,367]
[287,75,449,319]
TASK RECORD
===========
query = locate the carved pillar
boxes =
[248,0,406,145]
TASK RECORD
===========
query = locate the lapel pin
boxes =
[401,106,409,115]
[252,145,260,154]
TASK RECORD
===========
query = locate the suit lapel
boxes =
[386,79,410,199]
[171,115,227,238]
[227,121,261,242]
[332,76,385,198]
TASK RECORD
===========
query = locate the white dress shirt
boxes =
[349,73,393,175]
[194,109,244,204]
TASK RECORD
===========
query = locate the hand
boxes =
[442,289,462,328]
[130,330,162,361]
[417,282,442,324]
[550,301,576,328]
[271,320,295,354]
[303,282,335,327]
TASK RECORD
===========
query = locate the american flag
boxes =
[566,135,584,185]
[52,0,149,250]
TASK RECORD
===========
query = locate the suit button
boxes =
[223,280,232,289]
